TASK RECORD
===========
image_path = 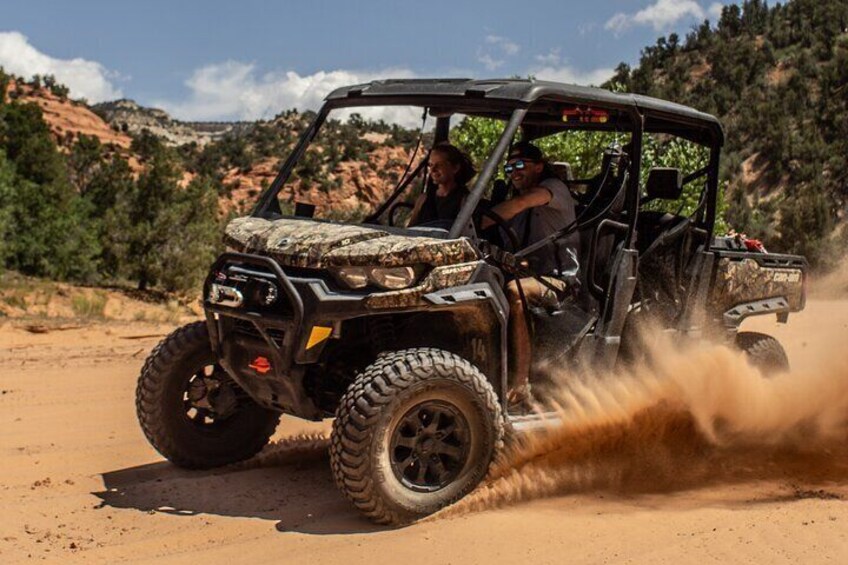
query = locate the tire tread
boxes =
[329,347,504,525]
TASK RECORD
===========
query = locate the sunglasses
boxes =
[504,159,535,174]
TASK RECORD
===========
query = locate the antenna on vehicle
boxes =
[395,107,428,189]
[363,108,429,223]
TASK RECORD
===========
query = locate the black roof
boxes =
[325,78,723,145]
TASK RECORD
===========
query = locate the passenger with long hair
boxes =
[408,142,476,227]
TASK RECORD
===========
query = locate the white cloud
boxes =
[476,52,504,71]
[477,34,520,71]
[605,0,707,33]
[534,48,562,66]
[0,31,122,102]
[155,61,424,126]
[578,22,598,37]
[527,49,613,86]
[605,13,631,34]
[485,35,520,56]
[708,2,726,19]
[530,64,614,87]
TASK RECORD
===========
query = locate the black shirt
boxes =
[410,186,468,227]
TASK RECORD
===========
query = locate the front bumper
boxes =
[203,252,506,419]
[203,253,319,417]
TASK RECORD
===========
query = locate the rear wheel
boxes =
[736,331,790,375]
[136,321,280,469]
[330,348,503,524]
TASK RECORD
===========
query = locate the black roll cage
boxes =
[252,89,724,263]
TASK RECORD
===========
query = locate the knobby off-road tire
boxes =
[330,348,504,525]
[736,331,790,375]
[136,321,280,469]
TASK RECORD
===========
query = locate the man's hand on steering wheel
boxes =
[478,208,521,250]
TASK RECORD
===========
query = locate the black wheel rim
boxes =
[182,364,239,427]
[389,400,471,493]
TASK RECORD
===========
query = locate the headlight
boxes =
[332,265,420,290]
[334,266,369,289]
[370,266,417,290]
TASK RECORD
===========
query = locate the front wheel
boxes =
[136,321,280,469]
[330,348,504,524]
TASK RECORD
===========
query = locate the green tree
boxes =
[107,139,182,290]
[0,67,9,104]
[6,174,100,281]
[83,153,134,218]
[450,116,512,179]
[68,134,104,194]
[0,95,100,280]
[0,102,67,185]
[155,175,222,293]
[83,154,135,277]
[604,0,848,265]
[0,151,16,269]
[107,135,221,293]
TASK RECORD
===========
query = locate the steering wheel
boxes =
[387,201,414,227]
[479,208,521,251]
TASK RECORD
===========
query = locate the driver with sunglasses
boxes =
[481,142,579,406]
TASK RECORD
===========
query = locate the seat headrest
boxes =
[550,161,573,181]
[645,167,683,200]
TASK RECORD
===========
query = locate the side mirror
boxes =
[645,167,682,200]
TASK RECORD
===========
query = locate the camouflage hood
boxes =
[224,216,479,269]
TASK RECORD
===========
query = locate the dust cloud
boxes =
[236,299,848,522]
[439,323,848,519]
[811,257,848,298]
[233,433,330,470]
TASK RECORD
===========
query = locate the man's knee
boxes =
[505,279,523,305]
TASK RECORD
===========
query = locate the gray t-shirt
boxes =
[506,176,580,276]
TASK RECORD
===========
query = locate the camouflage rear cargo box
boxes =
[710,253,806,318]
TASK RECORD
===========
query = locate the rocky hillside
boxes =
[3,76,414,216]
[608,0,848,265]
[5,81,132,150]
[0,69,418,293]
[92,99,251,147]
[3,0,844,298]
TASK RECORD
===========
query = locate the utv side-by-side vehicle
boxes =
[135,78,807,524]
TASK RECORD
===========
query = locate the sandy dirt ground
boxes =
[2,298,848,564]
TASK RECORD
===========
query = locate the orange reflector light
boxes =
[249,356,271,374]
[306,326,333,350]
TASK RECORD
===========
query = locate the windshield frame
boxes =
[250,96,721,247]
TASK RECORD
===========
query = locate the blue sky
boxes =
[0,0,728,122]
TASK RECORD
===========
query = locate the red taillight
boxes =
[562,107,609,124]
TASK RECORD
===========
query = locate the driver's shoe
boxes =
[507,383,534,414]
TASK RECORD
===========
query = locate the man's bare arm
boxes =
[481,186,552,229]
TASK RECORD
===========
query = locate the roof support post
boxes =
[624,111,644,249]
[704,143,720,240]
[449,107,527,239]
[254,109,329,216]
[434,116,450,144]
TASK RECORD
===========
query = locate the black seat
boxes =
[635,168,688,258]
[635,211,688,254]
[576,149,629,303]
[634,168,695,320]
